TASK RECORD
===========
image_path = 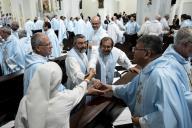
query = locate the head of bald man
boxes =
[91,16,101,30]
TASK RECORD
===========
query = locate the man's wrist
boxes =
[84,79,90,83]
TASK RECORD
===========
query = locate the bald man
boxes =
[87,16,108,60]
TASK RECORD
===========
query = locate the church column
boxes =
[70,0,80,17]
[137,0,172,25]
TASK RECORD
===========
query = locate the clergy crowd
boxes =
[0,12,192,128]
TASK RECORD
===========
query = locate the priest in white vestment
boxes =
[18,30,32,55]
[58,16,67,50]
[24,19,34,37]
[43,21,61,58]
[89,37,139,84]
[147,15,163,36]
[107,16,124,44]
[0,27,25,75]
[137,17,151,36]
[74,17,86,37]
[65,34,89,89]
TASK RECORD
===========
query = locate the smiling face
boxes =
[91,16,101,30]
[100,38,113,55]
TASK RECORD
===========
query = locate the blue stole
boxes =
[68,48,88,74]
[96,49,117,84]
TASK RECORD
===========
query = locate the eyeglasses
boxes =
[132,47,147,52]
[38,43,51,47]
[101,45,112,49]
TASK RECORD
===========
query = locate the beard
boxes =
[79,48,86,53]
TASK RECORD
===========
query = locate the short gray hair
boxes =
[0,26,11,35]
[137,35,163,54]
[73,34,85,45]
[31,32,46,50]
[18,30,27,39]
[174,28,192,45]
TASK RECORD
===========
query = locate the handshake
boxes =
[84,68,112,95]
[87,80,112,96]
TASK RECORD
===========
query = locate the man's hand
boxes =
[87,87,105,95]
[132,116,140,126]
[92,79,101,89]
[87,82,112,95]
[129,67,140,73]
[84,69,96,81]
[95,83,112,93]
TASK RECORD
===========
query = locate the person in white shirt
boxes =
[107,16,124,45]
[89,37,139,84]
[65,34,90,89]
[160,14,170,34]
[180,14,192,28]
[87,16,108,59]
[137,17,151,37]
[24,19,34,37]
[147,15,163,37]
[50,15,60,37]
[74,16,86,36]
[0,27,25,75]
[10,21,19,39]
[33,17,44,34]
[67,17,75,36]
[58,16,67,49]
[89,16,108,47]
[18,30,32,55]
[85,17,93,42]
[43,21,61,58]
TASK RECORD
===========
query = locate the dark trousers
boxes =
[54,30,59,37]
[124,33,138,51]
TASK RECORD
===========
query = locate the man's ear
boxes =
[36,46,41,52]
[144,49,152,59]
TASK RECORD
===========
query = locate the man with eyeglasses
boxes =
[23,33,52,95]
[97,35,192,128]
[89,37,139,85]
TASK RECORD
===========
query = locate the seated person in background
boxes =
[97,35,192,128]
[0,26,25,75]
[89,37,139,84]
[15,62,103,128]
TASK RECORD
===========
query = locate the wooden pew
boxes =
[0,55,67,126]
[49,54,67,84]
[0,70,24,126]
[70,71,137,128]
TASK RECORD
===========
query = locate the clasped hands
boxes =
[84,69,112,95]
